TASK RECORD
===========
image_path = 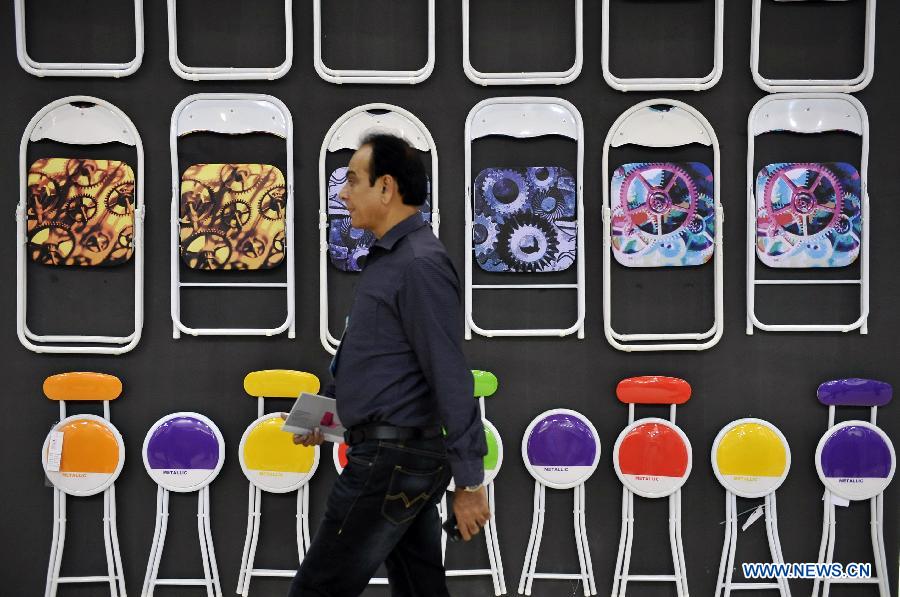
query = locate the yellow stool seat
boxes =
[712,419,790,498]
[240,414,319,493]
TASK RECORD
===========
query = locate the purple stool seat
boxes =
[522,409,600,490]
[143,412,225,492]
[817,379,892,407]
[816,421,895,501]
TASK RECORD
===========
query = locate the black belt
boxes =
[344,423,443,446]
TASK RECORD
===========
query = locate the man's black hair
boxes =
[360,133,428,206]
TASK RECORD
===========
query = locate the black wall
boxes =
[1,1,897,596]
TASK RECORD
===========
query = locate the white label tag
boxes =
[46,431,64,472]
[823,490,850,508]
[742,505,764,531]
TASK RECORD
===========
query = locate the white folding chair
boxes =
[17,96,145,355]
[601,0,723,91]
[465,97,585,339]
[751,0,876,93]
[602,99,723,351]
[41,373,126,597]
[440,370,507,595]
[170,93,295,339]
[313,0,435,84]
[746,94,869,335]
[611,376,692,597]
[462,0,583,85]
[319,103,439,355]
[237,370,321,595]
[813,378,894,597]
[518,408,599,596]
[712,419,792,597]
[166,0,293,80]
[142,412,225,597]
[13,0,143,77]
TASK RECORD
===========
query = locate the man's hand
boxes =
[279,413,325,446]
[452,486,491,541]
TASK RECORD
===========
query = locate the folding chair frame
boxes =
[142,412,225,597]
[746,93,869,335]
[751,0,877,93]
[17,96,145,355]
[319,103,439,355]
[313,0,435,84]
[602,99,724,351]
[237,370,321,596]
[518,409,598,596]
[42,374,126,597]
[166,0,293,80]
[462,0,583,86]
[13,0,143,77]
[612,379,691,597]
[170,93,295,338]
[465,97,585,339]
[601,0,723,91]
[711,419,791,597]
[813,381,893,597]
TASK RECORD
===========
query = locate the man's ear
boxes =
[380,175,396,204]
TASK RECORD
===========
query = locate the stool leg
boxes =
[619,490,636,597]
[108,485,126,597]
[573,484,589,596]
[148,488,170,597]
[525,485,546,596]
[518,482,541,595]
[102,489,116,596]
[578,483,596,595]
[204,489,222,597]
[724,493,739,597]
[50,492,67,597]
[611,486,630,597]
[669,494,683,597]
[674,490,689,597]
[487,482,507,595]
[872,495,889,597]
[242,487,262,596]
[45,488,62,597]
[238,484,256,596]
[714,492,732,597]
[812,492,832,597]
[822,500,837,597]
[439,493,448,564]
[765,494,791,597]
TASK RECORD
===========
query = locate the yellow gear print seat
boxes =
[712,419,791,596]
[237,370,321,596]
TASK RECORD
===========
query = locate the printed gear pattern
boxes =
[473,166,577,273]
[326,166,432,272]
[755,162,861,268]
[27,158,135,266]
[610,162,715,267]
[179,163,286,270]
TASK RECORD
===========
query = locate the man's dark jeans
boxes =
[288,437,452,597]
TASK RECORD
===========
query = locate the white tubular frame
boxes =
[166,0,292,81]
[237,398,316,596]
[813,403,891,597]
[601,0,723,91]
[16,96,145,355]
[518,482,595,596]
[45,400,126,597]
[746,94,869,335]
[751,0,876,93]
[170,93,295,339]
[142,486,222,597]
[319,103,439,355]
[313,0,435,84]
[462,0,583,86]
[14,0,143,77]
[465,97,585,339]
[602,99,724,351]
[612,402,689,597]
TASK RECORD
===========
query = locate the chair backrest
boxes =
[43,372,122,402]
[614,417,691,498]
[244,370,320,399]
[616,376,691,405]
[712,418,790,498]
[817,379,892,408]
[522,409,600,490]
[816,421,895,501]
[240,413,319,493]
[143,412,225,493]
[472,370,498,398]
[42,414,125,497]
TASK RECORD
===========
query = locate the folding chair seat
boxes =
[237,370,321,596]
[465,97,585,339]
[441,370,507,595]
[518,409,599,596]
[462,0,583,85]
[813,379,894,597]
[171,93,295,338]
[747,94,869,334]
[751,0,876,92]
[41,373,126,597]
[17,96,145,354]
[13,0,143,77]
[601,0,723,91]
[313,0,435,84]
[611,376,692,597]
[712,419,791,596]
[603,100,723,351]
[166,0,293,80]
[319,103,439,354]
[142,413,225,597]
